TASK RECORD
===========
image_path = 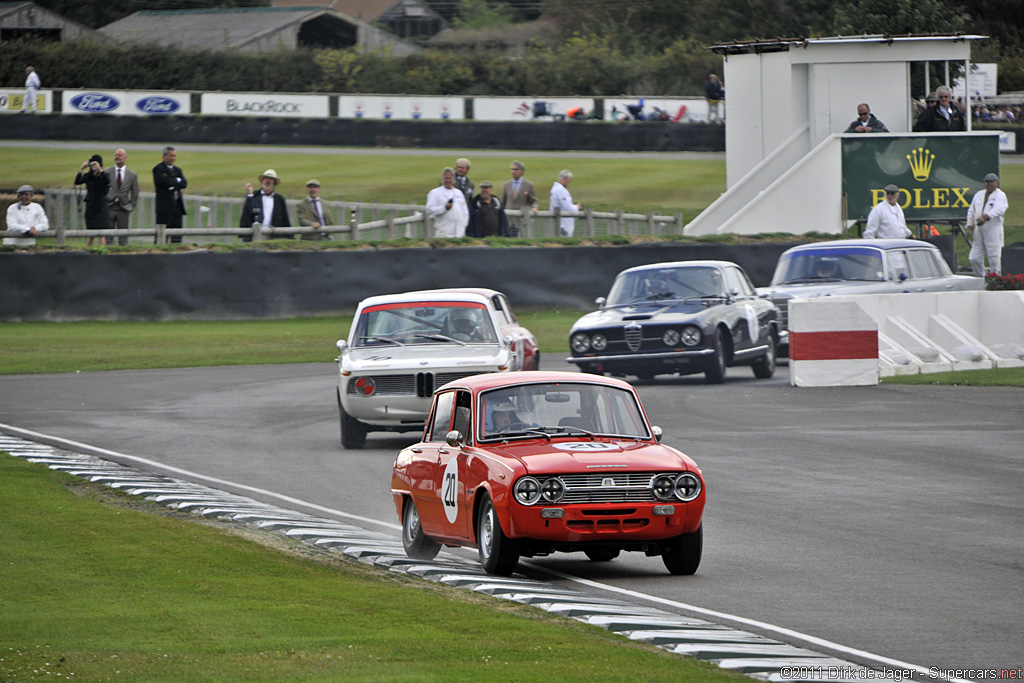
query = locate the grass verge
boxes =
[880,366,1024,386]
[0,311,583,375]
[0,454,746,683]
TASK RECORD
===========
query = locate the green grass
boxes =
[0,454,744,683]
[0,311,583,375]
[0,144,724,218]
[880,366,1024,386]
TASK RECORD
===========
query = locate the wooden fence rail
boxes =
[3,188,684,244]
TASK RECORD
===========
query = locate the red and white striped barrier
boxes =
[788,299,879,386]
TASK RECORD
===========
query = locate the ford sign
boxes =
[70,92,120,113]
[136,96,181,115]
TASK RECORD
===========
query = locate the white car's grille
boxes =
[557,472,659,504]
[348,370,491,398]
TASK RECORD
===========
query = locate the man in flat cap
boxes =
[241,169,291,241]
[296,179,333,241]
[864,184,911,239]
[469,180,509,237]
[4,185,49,246]
[966,172,1008,276]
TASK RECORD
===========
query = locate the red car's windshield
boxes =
[478,382,650,440]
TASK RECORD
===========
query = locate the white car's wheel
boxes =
[337,389,368,449]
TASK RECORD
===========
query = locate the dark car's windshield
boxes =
[771,248,885,285]
[606,266,724,306]
[353,301,499,346]
[478,382,650,441]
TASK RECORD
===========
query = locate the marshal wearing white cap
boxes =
[966,172,1008,276]
[4,185,49,246]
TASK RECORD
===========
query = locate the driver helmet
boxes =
[448,308,480,337]
[646,272,671,294]
[815,257,839,276]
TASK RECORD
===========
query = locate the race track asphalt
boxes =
[1,360,1021,675]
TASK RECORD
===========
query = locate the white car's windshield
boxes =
[353,302,499,346]
[478,382,650,440]
[772,249,885,284]
[606,266,725,306]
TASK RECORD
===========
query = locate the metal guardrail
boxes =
[2,188,684,244]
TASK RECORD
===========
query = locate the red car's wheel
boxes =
[663,523,702,575]
[402,498,440,561]
[477,493,519,576]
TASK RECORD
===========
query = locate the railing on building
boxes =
[2,188,684,244]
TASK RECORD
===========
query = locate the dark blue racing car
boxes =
[567,261,780,383]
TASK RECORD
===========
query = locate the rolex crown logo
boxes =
[907,147,935,181]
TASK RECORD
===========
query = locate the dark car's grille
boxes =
[624,324,643,351]
[772,299,790,331]
[556,472,660,504]
[348,371,491,398]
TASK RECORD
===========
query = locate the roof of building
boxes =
[710,33,987,55]
[98,6,415,53]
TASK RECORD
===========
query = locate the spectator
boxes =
[451,158,474,203]
[427,167,469,238]
[913,85,966,132]
[705,74,725,123]
[967,172,1008,276]
[105,148,140,246]
[21,66,40,114]
[296,179,333,241]
[75,154,111,247]
[240,169,291,241]
[501,160,538,237]
[864,184,911,239]
[153,146,187,244]
[845,103,889,133]
[550,169,582,237]
[469,181,509,237]
[4,185,48,246]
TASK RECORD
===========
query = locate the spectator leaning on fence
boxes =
[296,179,333,241]
[105,148,140,246]
[550,169,582,237]
[153,146,187,244]
[427,167,469,238]
[240,169,292,241]
[4,185,49,246]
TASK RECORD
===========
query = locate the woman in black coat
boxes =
[75,153,111,246]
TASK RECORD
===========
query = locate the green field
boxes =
[0,454,745,683]
[0,144,725,218]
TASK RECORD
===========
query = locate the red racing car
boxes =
[391,371,705,576]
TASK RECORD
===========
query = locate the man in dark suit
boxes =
[106,148,140,245]
[153,146,187,244]
[240,169,291,241]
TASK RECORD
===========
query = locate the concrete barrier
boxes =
[788,291,1024,386]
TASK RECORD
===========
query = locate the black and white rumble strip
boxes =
[0,432,873,682]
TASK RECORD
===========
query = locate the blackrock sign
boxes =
[201,93,330,119]
[842,134,1000,221]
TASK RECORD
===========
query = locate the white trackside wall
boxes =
[788,292,1024,387]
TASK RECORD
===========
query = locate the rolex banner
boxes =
[842,134,1000,221]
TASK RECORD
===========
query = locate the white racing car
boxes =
[335,288,539,448]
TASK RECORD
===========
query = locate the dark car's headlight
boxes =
[514,477,541,505]
[662,329,680,346]
[591,334,607,351]
[680,326,702,347]
[571,333,590,353]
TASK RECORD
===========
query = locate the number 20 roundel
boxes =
[442,457,459,523]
